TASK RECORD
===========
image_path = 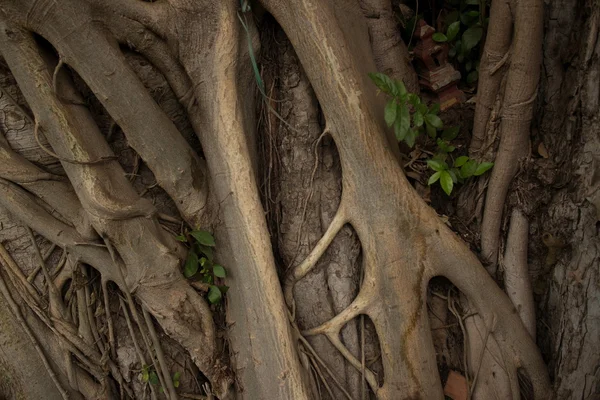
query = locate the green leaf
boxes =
[445,10,460,25]
[175,235,187,242]
[466,10,480,17]
[460,160,478,178]
[208,285,222,304]
[413,111,424,127]
[454,156,469,167]
[173,372,181,388]
[184,251,199,278]
[440,171,454,195]
[427,159,446,172]
[441,126,460,141]
[467,70,479,84]
[425,113,443,129]
[218,285,229,294]
[408,93,421,106]
[433,32,448,42]
[213,264,226,278]
[428,103,441,115]
[449,46,457,58]
[149,371,159,385]
[426,122,437,138]
[385,100,398,127]
[462,26,483,51]
[466,0,479,4]
[428,171,442,185]
[197,244,214,261]
[190,230,215,247]
[465,60,472,71]
[448,168,458,183]
[394,103,410,141]
[446,21,461,41]
[474,162,494,176]
[396,80,407,97]
[368,72,396,95]
[437,139,456,153]
[142,365,149,382]
[404,129,418,148]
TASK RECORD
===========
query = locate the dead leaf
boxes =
[538,142,549,158]
[444,370,468,400]
[405,171,421,180]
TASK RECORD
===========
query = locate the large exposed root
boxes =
[260,0,551,398]
[0,21,229,396]
[479,0,544,268]
[358,0,420,93]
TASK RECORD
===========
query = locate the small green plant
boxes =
[141,364,160,386]
[433,0,489,84]
[427,156,493,195]
[176,230,228,304]
[369,72,444,147]
[369,72,493,195]
[172,371,181,388]
[141,366,182,392]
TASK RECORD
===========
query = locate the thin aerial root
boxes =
[0,266,70,400]
[301,293,369,337]
[102,237,155,364]
[306,351,335,400]
[326,332,379,392]
[504,209,536,339]
[360,314,366,400]
[84,275,106,355]
[469,314,497,398]
[0,242,42,304]
[297,334,355,400]
[102,278,117,360]
[33,120,117,165]
[52,57,64,96]
[143,305,178,400]
[284,203,348,310]
[27,226,68,320]
[288,127,332,270]
[27,243,57,282]
[489,49,511,75]
[119,297,158,400]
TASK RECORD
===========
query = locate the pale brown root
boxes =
[463,311,515,400]
[470,0,514,155]
[358,0,420,93]
[284,206,348,311]
[0,23,227,394]
[119,297,160,400]
[0,131,95,239]
[503,209,536,339]
[0,266,69,399]
[11,0,209,228]
[166,1,314,398]
[143,306,178,400]
[430,224,551,398]
[0,242,42,305]
[480,0,543,267]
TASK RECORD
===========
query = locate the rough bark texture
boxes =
[0,0,594,399]
[533,0,600,397]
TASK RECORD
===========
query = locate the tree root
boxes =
[478,0,543,268]
[503,209,536,339]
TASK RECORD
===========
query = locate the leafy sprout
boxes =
[177,229,228,304]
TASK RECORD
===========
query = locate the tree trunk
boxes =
[0,0,594,399]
